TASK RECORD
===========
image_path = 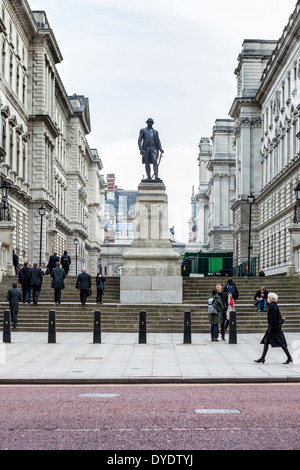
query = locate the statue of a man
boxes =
[138,118,164,181]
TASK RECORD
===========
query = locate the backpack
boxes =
[63,255,69,265]
[226,283,235,295]
[208,297,218,315]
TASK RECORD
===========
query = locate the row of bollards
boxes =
[2,308,237,345]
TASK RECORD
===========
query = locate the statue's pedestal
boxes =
[120,181,182,303]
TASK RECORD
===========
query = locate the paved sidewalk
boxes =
[0,332,300,384]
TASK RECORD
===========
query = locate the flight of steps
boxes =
[0,274,299,334]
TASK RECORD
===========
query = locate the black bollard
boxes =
[93,310,101,344]
[3,309,11,343]
[229,310,237,344]
[183,310,192,344]
[139,310,147,344]
[48,309,56,343]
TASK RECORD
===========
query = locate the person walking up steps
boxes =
[76,268,92,308]
[51,261,66,304]
[18,262,31,303]
[29,262,43,305]
[7,282,22,329]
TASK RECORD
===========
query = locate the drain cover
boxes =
[195,409,240,414]
[79,393,121,398]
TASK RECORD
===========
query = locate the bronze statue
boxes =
[138,118,164,181]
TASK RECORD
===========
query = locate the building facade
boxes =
[0,1,105,279]
[192,1,300,276]
[230,3,300,276]
[192,121,236,253]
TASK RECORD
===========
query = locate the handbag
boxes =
[279,311,286,324]
[87,287,92,297]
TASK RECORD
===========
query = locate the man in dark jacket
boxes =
[7,282,22,328]
[47,252,59,274]
[224,278,239,301]
[61,251,71,276]
[29,262,43,305]
[51,261,66,304]
[18,262,31,303]
[12,250,19,274]
[216,283,228,341]
[76,268,92,307]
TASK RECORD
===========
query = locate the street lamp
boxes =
[38,205,46,267]
[74,237,79,276]
[0,180,11,221]
[293,182,300,223]
[247,193,255,277]
[99,249,102,274]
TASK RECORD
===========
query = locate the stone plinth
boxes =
[120,181,182,304]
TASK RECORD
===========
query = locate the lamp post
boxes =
[74,237,79,276]
[38,205,46,267]
[0,180,11,221]
[247,193,255,277]
[293,182,300,223]
[99,249,102,274]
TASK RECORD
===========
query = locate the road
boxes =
[0,383,299,452]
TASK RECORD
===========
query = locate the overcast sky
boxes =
[29,0,298,242]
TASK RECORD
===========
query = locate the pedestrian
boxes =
[18,261,31,303]
[258,269,266,277]
[216,283,228,340]
[47,252,59,275]
[254,287,268,312]
[207,289,224,342]
[29,262,43,305]
[76,267,92,307]
[223,277,239,301]
[61,250,71,276]
[96,272,106,303]
[225,292,235,332]
[7,282,22,329]
[254,292,293,364]
[51,261,66,304]
[12,250,19,275]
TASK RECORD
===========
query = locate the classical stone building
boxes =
[192,1,300,276]
[230,3,300,276]
[192,120,236,252]
[0,1,105,279]
[104,173,137,245]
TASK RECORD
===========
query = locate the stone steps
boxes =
[1,275,300,334]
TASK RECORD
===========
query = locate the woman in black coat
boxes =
[254,292,292,364]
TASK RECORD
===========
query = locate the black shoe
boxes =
[283,358,293,364]
[254,358,265,364]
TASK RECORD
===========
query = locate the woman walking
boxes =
[254,292,292,364]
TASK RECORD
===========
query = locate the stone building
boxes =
[0,1,105,279]
[104,173,137,245]
[193,120,236,252]
[192,1,300,276]
[230,2,300,276]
